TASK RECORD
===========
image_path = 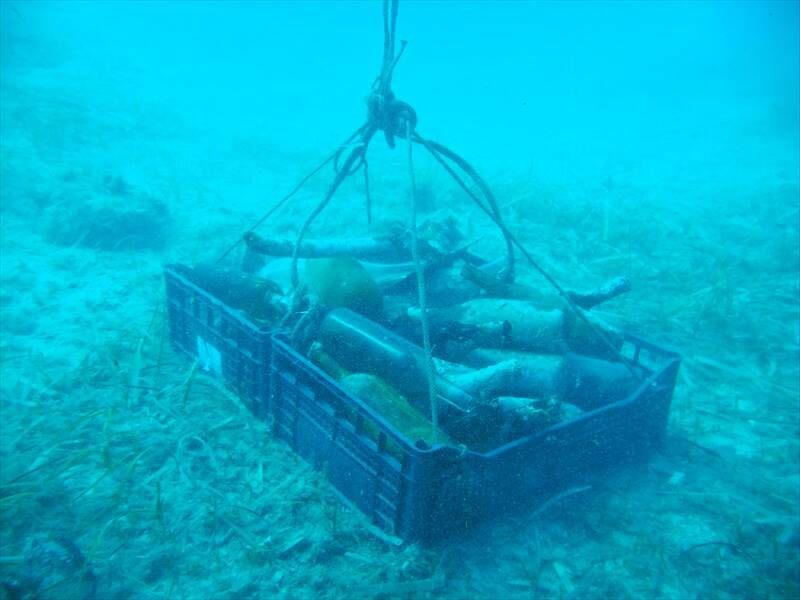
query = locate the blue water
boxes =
[1,1,798,598]
[4,1,797,175]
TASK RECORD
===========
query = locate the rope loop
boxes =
[333,140,367,175]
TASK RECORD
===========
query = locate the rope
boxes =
[289,126,377,287]
[406,120,439,443]
[216,0,641,385]
[333,123,368,174]
[413,137,515,281]
[412,132,644,381]
[215,123,365,264]
[380,0,400,94]
[287,0,412,285]
[363,157,372,224]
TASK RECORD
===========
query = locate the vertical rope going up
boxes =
[216,0,643,393]
[406,121,439,443]
[363,158,372,224]
[288,127,377,288]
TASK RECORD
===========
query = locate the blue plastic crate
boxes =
[164,266,273,417]
[164,264,680,541]
[268,333,680,541]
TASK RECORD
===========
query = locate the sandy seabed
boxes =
[1,26,799,600]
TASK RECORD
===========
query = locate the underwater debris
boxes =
[174,264,286,323]
[462,263,631,310]
[173,204,645,454]
[42,174,171,251]
[174,194,643,451]
[163,0,684,545]
[341,373,453,447]
[0,535,97,600]
[304,257,384,320]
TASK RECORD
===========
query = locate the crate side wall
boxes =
[164,267,272,417]
[269,339,424,537]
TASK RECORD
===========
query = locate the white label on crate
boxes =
[196,336,222,376]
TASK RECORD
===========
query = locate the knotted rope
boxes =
[217,0,643,397]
